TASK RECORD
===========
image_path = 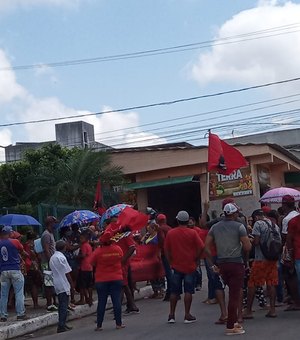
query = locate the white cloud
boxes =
[190,1,300,87]
[0,50,26,102]
[0,0,85,12]
[0,48,166,161]
[34,64,58,84]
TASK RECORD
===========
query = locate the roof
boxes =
[111,140,300,165]
[111,142,196,153]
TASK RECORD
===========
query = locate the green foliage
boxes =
[0,144,123,209]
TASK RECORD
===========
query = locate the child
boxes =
[76,232,93,305]
[49,240,73,333]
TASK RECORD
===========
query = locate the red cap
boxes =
[282,195,295,204]
[222,198,235,209]
[262,206,271,213]
[157,214,166,221]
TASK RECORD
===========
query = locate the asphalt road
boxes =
[20,287,300,340]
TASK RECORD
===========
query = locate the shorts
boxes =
[77,271,93,289]
[248,260,278,287]
[41,263,54,287]
[170,269,196,295]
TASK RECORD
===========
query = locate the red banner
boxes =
[131,244,165,282]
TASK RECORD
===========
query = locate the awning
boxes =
[124,175,194,190]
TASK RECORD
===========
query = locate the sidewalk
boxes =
[0,285,153,340]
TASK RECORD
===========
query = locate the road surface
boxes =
[19,287,300,340]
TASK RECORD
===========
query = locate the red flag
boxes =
[208,132,248,175]
[117,207,148,232]
[93,180,106,215]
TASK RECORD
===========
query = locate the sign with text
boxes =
[209,168,253,200]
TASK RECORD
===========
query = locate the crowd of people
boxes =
[0,195,300,336]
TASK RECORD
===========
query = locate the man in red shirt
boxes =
[287,214,300,309]
[164,211,204,324]
[156,214,172,301]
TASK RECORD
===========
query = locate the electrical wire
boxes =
[2,22,300,71]
[2,75,300,128]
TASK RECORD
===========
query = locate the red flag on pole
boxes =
[93,180,106,215]
[208,132,248,175]
[117,207,149,232]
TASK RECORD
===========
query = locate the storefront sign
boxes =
[209,168,253,200]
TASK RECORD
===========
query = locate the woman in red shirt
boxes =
[89,231,124,331]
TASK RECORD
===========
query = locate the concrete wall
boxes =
[5,142,52,162]
[55,121,95,148]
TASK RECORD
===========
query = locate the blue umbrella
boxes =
[0,214,41,226]
[59,210,100,229]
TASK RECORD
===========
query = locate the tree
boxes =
[48,148,123,207]
[0,144,124,209]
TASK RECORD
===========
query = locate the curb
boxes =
[0,286,153,340]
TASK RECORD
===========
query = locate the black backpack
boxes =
[260,220,282,261]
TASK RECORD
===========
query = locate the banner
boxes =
[209,167,253,200]
[131,244,165,282]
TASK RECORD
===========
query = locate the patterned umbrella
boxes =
[59,210,100,229]
[260,187,300,203]
[100,204,131,226]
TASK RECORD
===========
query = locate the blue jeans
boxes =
[95,280,122,327]
[58,292,69,329]
[162,255,172,297]
[295,259,300,296]
[205,259,216,300]
[0,270,25,317]
[170,269,196,295]
[276,261,284,303]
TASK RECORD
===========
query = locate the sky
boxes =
[1,0,300,161]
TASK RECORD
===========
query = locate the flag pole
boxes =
[207,129,211,201]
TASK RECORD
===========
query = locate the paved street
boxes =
[21,286,300,340]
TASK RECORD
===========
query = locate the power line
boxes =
[1,23,300,72]
[55,108,300,149]
[95,93,300,137]
[2,76,300,128]
[94,98,300,143]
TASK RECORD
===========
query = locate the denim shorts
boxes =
[170,269,196,295]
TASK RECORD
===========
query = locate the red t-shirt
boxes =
[89,244,123,282]
[80,242,93,271]
[288,215,300,260]
[117,235,136,265]
[164,226,204,274]
[195,227,217,257]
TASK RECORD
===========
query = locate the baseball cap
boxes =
[176,210,189,222]
[157,214,166,221]
[282,195,295,204]
[1,225,12,233]
[222,198,235,209]
[45,216,58,224]
[223,203,239,215]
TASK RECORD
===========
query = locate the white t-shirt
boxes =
[282,210,300,234]
[49,251,72,295]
